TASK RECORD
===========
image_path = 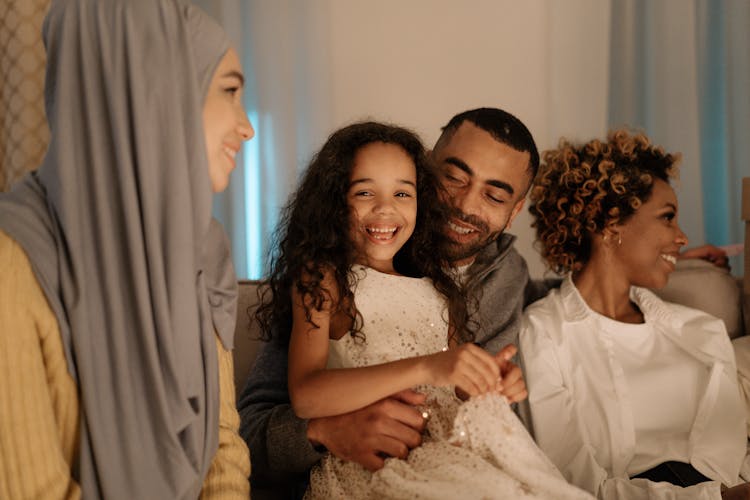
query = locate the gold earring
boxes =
[618,233,622,246]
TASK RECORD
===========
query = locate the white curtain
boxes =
[195,0,334,278]
[609,0,749,275]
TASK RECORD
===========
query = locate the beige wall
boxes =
[322,0,611,277]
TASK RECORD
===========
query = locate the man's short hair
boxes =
[437,107,540,180]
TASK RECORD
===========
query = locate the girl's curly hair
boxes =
[256,121,474,345]
[529,128,680,273]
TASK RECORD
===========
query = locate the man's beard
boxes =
[444,209,504,263]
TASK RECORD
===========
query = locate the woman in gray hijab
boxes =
[0,0,253,498]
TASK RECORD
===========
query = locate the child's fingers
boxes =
[501,367,528,403]
[468,345,502,390]
[457,363,494,394]
[495,343,517,363]
[455,373,483,397]
[458,348,501,394]
[430,345,499,392]
[463,344,501,377]
[507,387,528,403]
[501,362,523,387]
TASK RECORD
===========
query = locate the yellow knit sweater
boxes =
[0,230,250,499]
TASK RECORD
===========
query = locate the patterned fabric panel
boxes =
[0,0,50,191]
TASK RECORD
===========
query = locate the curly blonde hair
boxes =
[529,129,680,273]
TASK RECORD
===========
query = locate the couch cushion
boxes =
[653,258,743,339]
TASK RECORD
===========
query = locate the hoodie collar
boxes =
[464,233,517,284]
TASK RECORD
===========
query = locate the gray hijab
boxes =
[0,0,238,498]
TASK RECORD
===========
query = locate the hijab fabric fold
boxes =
[0,0,236,497]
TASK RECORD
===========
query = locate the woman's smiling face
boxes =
[202,48,254,193]
[614,178,689,289]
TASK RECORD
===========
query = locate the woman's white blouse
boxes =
[520,276,748,500]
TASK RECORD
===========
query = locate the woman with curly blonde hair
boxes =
[519,129,750,500]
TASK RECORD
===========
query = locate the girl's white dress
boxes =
[305,265,592,499]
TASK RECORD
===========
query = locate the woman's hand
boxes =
[426,344,501,397]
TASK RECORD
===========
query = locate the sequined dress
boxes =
[305,265,593,499]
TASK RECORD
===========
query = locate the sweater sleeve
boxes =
[0,231,81,500]
[237,336,324,489]
[200,336,251,499]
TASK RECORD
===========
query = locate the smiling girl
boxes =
[256,121,591,499]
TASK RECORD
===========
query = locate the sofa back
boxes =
[233,280,263,397]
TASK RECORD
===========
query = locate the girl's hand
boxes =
[494,344,528,403]
[427,344,501,397]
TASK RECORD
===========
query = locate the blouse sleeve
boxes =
[520,316,722,500]
[200,336,251,499]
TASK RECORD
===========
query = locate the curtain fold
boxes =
[701,0,750,268]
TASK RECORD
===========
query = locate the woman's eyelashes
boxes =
[222,78,243,97]
[661,210,676,222]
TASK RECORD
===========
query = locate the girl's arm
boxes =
[287,274,501,420]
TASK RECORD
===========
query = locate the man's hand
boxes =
[305,389,427,471]
[721,482,750,500]
[679,244,729,270]
[494,344,528,403]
